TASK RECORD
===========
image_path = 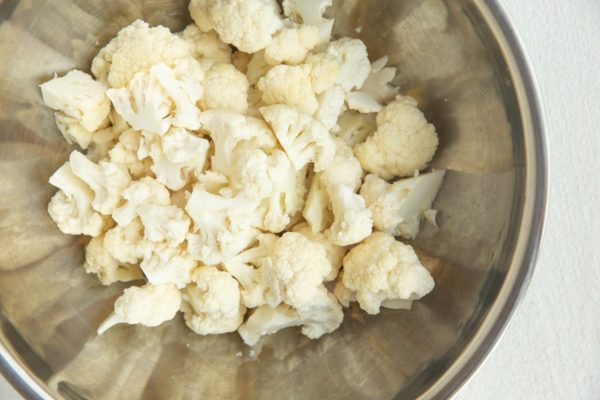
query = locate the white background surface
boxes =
[2,0,599,399]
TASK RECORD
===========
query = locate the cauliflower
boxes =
[246,51,271,85]
[83,234,143,285]
[282,0,334,43]
[360,171,445,239]
[304,52,340,94]
[179,24,232,63]
[260,105,335,171]
[97,284,182,334]
[342,232,434,314]
[200,63,248,113]
[47,162,105,237]
[222,233,277,308]
[103,218,152,264]
[315,85,346,131]
[347,56,399,113]
[68,151,131,215]
[292,222,346,281]
[186,185,259,264]
[355,95,439,179]
[196,170,229,194]
[91,20,190,88]
[238,290,343,346]
[182,266,246,335]
[108,129,152,178]
[262,232,332,308]
[40,70,110,133]
[190,0,283,53]
[137,204,190,247]
[302,173,332,233]
[264,23,320,65]
[326,184,372,246]
[140,244,197,289]
[335,110,376,147]
[230,143,274,200]
[53,112,95,150]
[257,65,319,114]
[319,137,363,191]
[112,177,171,226]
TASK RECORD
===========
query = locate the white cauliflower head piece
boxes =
[260,105,335,171]
[355,95,439,179]
[140,244,197,289]
[264,23,320,65]
[326,184,373,246]
[104,218,152,264]
[200,63,248,113]
[84,234,143,285]
[97,284,182,334]
[302,173,332,234]
[179,24,232,63]
[347,56,399,113]
[182,266,246,335]
[342,232,435,314]
[108,129,152,177]
[292,222,346,281]
[282,0,334,43]
[53,112,95,150]
[360,171,446,239]
[40,70,110,132]
[112,177,171,226]
[315,85,346,131]
[137,204,191,247]
[47,162,105,237]
[257,65,319,115]
[319,137,364,192]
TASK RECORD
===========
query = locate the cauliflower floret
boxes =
[140,244,197,289]
[324,38,371,93]
[196,170,229,194]
[302,172,332,233]
[104,218,152,264]
[106,71,172,135]
[257,151,308,233]
[230,143,273,200]
[304,52,340,94]
[292,222,346,281]
[264,23,320,65]
[83,234,143,285]
[335,110,376,147]
[262,232,332,308]
[150,128,210,190]
[347,56,399,113]
[40,70,111,133]
[360,171,446,239]
[354,96,439,179]
[342,232,435,314]
[108,129,152,178]
[68,151,131,215]
[326,184,372,246]
[282,0,334,43]
[53,112,95,150]
[319,137,363,191]
[191,0,283,53]
[91,20,190,88]
[223,233,278,308]
[186,185,260,264]
[257,64,318,114]
[97,284,182,334]
[182,266,246,335]
[260,105,335,171]
[238,289,343,346]
[137,204,190,247]
[315,85,345,131]
[112,177,171,226]
[179,24,232,63]
[200,63,248,113]
[246,51,271,86]
[47,162,105,237]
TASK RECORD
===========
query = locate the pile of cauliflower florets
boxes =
[41,0,445,346]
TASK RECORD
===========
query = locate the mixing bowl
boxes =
[0,0,547,398]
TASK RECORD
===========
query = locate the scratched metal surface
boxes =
[0,0,545,399]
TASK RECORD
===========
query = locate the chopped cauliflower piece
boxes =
[179,24,232,63]
[200,63,248,113]
[53,112,95,149]
[97,284,182,334]
[230,143,274,200]
[355,95,439,179]
[260,104,335,171]
[140,244,197,289]
[326,184,372,246]
[108,129,152,178]
[342,232,434,314]
[292,222,346,281]
[360,171,445,239]
[84,234,143,285]
[69,151,131,216]
[190,0,283,53]
[104,218,151,264]
[282,0,334,43]
[257,64,319,114]
[302,174,332,234]
[40,70,110,132]
[137,204,190,247]
[324,38,371,92]
[91,19,190,88]
[315,85,346,131]
[346,91,383,114]
[304,52,340,94]
[348,56,399,112]
[112,177,171,226]
[182,266,246,335]
[319,137,363,192]
[264,23,320,65]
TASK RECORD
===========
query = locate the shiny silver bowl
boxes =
[0,0,546,399]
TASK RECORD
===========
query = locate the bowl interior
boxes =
[0,0,531,399]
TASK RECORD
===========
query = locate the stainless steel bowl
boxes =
[0,0,547,399]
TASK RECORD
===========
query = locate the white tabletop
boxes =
[2,0,599,399]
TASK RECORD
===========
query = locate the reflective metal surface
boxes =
[0,0,547,399]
